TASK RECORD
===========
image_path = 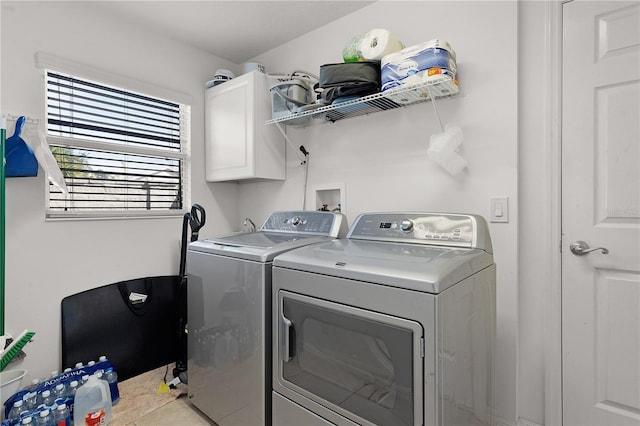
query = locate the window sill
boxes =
[45,210,188,221]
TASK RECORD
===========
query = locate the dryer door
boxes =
[275,290,424,426]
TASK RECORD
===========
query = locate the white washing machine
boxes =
[271,212,496,426]
[187,211,348,426]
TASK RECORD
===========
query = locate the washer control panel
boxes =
[347,212,492,252]
[261,211,346,237]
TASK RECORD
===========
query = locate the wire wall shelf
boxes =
[265,75,459,125]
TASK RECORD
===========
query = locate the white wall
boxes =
[0,1,239,384]
[246,2,519,424]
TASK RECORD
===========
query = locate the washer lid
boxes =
[208,231,305,248]
[273,239,494,293]
[188,233,338,262]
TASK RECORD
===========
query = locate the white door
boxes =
[562,1,640,426]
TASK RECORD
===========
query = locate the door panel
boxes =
[594,81,639,227]
[562,1,640,425]
[593,269,639,411]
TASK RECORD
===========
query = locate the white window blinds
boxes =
[46,71,189,217]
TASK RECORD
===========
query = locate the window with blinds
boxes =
[46,70,189,218]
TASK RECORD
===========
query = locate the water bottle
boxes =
[74,363,83,369]
[53,403,70,426]
[66,380,79,399]
[103,368,119,404]
[24,391,38,410]
[23,378,41,392]
[35,408,53,426]
[72,375,112,426]
[52,383,66,400]
[39,390,55,407]
[21,417,34,425]
[8,399,28,419]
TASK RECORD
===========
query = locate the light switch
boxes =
[490,197,509,223]
[494,202,503,217]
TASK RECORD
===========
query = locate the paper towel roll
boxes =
[360,29,404,61]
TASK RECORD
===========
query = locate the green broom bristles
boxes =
[1,330,35,371]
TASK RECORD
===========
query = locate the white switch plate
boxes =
[490,196,509,223]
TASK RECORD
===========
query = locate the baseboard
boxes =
[495,417,543,426]
[518,418,543,426]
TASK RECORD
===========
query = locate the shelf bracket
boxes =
[274,122,306,163]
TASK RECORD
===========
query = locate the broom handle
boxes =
[1,117,6,336]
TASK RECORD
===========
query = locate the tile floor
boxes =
[128,395,215,426]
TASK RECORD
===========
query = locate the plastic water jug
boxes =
[72,375,112,426]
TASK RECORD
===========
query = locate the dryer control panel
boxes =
[347,212,493,253]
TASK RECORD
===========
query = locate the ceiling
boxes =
[91,1,375,64]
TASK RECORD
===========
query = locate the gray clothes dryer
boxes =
[186,211,347,426]
[271,212,496,426]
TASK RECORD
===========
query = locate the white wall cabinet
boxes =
[205,71,285,182]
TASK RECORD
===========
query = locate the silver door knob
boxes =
[570,240,609,256]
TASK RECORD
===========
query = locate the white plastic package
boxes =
[428,124,467,176]
[22,122,69,194]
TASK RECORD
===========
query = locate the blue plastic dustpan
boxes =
[5,116,38,177]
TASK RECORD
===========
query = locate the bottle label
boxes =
[85,409,106,426]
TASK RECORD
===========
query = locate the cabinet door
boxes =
[205,71,285,182]
[205,74,255,181]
